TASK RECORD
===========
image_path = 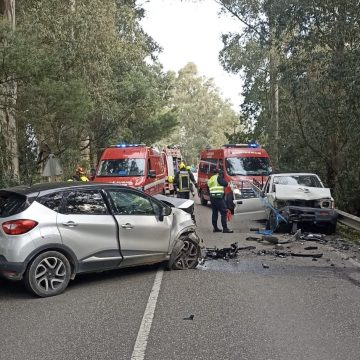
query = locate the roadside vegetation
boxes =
[1,0,360,216]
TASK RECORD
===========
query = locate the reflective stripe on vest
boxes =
[207,175,224,195]
[178,171,190,192]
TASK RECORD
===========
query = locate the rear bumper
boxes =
[0,255,26,280]
[281,206,338,225]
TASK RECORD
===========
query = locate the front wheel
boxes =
[24,251,71,297]
[168,237,201,270]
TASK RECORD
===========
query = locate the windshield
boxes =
[97,159,146,177]
[225,157,272,176]
[273,175,323,188]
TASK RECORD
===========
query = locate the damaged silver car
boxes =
[232,173,338,234]
[0,183,200,297]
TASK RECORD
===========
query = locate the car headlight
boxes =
[320,199,333,209]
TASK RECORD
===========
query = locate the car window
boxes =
[0,191,29,218]
[274,175,322,188]
[38,192,63,212]
[108,190,155,215]
[62,190,108,215]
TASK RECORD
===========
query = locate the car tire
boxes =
[268,211,291,233]
[168,236,201,270]
[200,191,208,206]
[326,222,337,235]
[24,251,71,297]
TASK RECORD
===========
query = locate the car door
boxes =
[106,188,171,266]
[234,182,269,220]
[57,189,121,271]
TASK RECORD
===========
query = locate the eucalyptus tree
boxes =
[163,62,239,165]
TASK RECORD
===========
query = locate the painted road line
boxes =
[131,268,164,360]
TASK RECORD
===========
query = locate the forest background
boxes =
[1,0,360,214]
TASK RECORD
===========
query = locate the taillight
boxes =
[2,219,38,235]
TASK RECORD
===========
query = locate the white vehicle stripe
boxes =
[143,178,166,190]
[131,268,164,360]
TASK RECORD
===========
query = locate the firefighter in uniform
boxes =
[71,166,89,181]
[174,162,197,199]
[207,169,233,233]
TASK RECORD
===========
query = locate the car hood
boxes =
[153,194,194,210]
[274,184,332,201]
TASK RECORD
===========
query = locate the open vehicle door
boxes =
[231,181,267,220]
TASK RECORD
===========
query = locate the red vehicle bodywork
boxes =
[197,144,272,203]
[93,145,166,195]
[162,148,182,195]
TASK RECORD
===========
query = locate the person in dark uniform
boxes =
[174,162,197,199]
[207,169,233,233]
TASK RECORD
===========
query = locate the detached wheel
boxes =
[169,237,201,270]
[24,251,71,297]
[200,191,208,206]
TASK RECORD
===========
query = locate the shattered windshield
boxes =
[274,175,323,188]
[225,157,272,176]
[97,159,145,177]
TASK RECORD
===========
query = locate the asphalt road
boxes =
[1,197,360,360]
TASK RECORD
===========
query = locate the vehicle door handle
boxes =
[62,221,78,227]
[121,223,133,230]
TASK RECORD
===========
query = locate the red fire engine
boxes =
[197,143,272,205]
[93,144,166,195]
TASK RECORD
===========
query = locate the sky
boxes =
[140,0,244,111]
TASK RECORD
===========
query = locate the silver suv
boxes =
[0,183,200,297]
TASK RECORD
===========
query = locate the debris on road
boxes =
[204,242,257,261]
[262,263,270,269]
[291,252,323,258]
[304,246,318,250]
[183,315,194,321]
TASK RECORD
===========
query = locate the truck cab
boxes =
[93,144,166,195]
[197,143,272,205]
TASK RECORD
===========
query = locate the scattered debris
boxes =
[204,242,257,261]
[304,246,318,250]
[246,236,262,242]
[262,263,270,269]
[257,229,273,236]
[291,252,323,258]
[183,315,194,321]
[299,233,326,242]
[263,235,280,244]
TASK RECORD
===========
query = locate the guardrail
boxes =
[336,210,360,232]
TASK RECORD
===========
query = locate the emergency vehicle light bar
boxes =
[111,143,146,148]
[222,142,260,149]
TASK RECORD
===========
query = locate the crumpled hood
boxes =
[275,184,332,201]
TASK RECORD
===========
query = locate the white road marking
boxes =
[131,268,164,360]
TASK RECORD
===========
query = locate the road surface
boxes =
[1,197,360,360]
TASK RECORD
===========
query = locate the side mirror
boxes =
[158,206,172,221]
[162,206,172,217]
[148,169,156,178]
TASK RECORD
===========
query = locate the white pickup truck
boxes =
[231,172,338,234]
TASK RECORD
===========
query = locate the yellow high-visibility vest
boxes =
[207,175,224,196]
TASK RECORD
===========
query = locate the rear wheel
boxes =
[24,251,71,297]
[169,237,201,270]
[200,191,208,206]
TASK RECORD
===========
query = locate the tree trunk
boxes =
[0,0,19,181]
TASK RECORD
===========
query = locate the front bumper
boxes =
[279,206,338,225]
[0,255,26,280]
